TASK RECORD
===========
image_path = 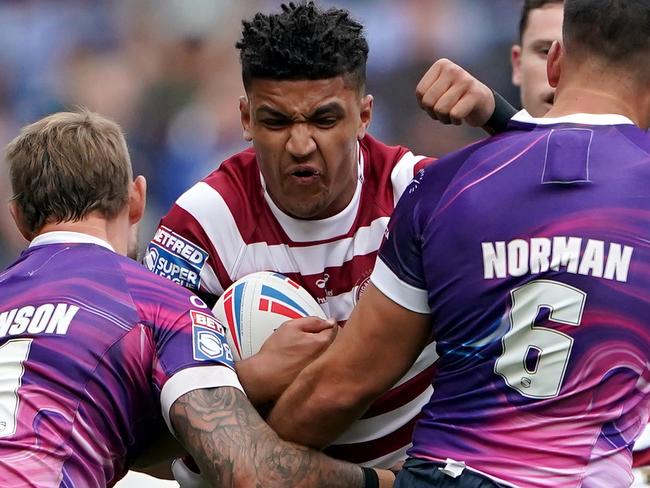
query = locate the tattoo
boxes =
[171,387,365,487]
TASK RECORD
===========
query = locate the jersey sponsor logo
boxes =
[482,237,634,282]
[0,303,79,338]
[190,310,225,335]
[146,226,209,291]
[190,295,208,309]
[314,273,334,302]
[192,323,233,363]
[315,273,330,289]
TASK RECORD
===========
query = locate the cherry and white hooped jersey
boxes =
[147,134,435,467]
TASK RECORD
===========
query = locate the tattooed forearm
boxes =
[170,386,365,488]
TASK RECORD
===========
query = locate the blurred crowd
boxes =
[0,0,521,267]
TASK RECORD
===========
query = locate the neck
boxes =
[546,64,648,128]
[37,213,129,255]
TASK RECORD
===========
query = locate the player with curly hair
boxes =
[147,2,514,480]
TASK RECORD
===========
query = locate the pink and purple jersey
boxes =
[0,232,241,487]
[372,112,650,487]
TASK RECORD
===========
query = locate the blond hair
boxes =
[5,109,132,233]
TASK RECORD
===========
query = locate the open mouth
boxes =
[288,166,322,184]
[293,168,320,177]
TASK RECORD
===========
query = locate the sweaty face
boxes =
[240,77,372,220]
[511,3,564,117]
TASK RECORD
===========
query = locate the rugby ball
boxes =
[212,272,326,361]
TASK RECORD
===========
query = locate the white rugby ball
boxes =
[212,271,326,361]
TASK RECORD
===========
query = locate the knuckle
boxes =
[420,94,433,108]
[450,108,466,121]
[434,100,450,114]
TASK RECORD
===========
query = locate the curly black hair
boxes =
[236,2,369,91]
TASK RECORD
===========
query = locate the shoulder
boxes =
[203,147,260,193]
[147,148,268,298]
[360,134,411,162]
[360,134,429,175]
[153,146,263,264]
[177,147,262,220]
[119,257,204,318]
[360,134,435,204]
[408,131,532,221]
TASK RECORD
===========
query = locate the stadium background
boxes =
[0,0,520,267]
[0,1,645,487]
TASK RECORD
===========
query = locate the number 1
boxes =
[0,339,32,438]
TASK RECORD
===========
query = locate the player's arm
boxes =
[170,385,395,488]
[416,58,516,134]
[234,316,337,408]
[268,159,436,447]
[267,283,430,448]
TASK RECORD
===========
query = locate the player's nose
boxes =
[286,123,317,159]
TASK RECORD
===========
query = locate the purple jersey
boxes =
[0,232,241,487]
[372,112,650,487]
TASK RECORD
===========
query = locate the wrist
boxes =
[234,355,277,406]
[482,90,517,135]
[378,468,396,488]
[362,467,395,488]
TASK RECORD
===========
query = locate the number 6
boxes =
[495,280,586,399]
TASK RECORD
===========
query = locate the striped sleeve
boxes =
[390,151,436,203]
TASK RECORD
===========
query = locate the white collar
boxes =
[511,109,635,126]
[259,141,364,242]
[29,231,115,252]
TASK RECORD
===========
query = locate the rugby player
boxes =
[147,1,515,470]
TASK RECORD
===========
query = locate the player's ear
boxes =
[128,176,146,225]
[357,94,373,140]
[511,44,522,86]
[547,40,563,88]
[8,201,33,241]
[239,96,253,142]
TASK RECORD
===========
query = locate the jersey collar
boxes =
[29,231,115,252]
[259,142,364,242]
[512,109,635,126]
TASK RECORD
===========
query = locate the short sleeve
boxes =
[134,280,244,434]
[371,170,431,314]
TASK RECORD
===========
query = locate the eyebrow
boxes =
[530,38,555,48]
[255,102,345,120]
[255,106,291,119]
[309,102,345,119]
